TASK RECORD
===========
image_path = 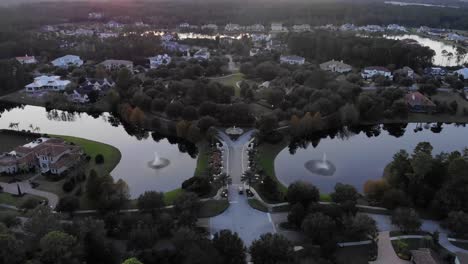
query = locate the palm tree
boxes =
[216,173,231,187]
[9,122,19,131]
[241,169,258,190]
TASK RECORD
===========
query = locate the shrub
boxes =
[62,180,76,193]
[20,197,40,210]
[95,154,104,164]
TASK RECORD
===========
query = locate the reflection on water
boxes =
[385,34,468,66]
[0,105,197,198]
[275,123,468,193]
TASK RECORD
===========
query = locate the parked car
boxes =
[246,189,254,197]
[221,188,228,198]
[238,186,244,194]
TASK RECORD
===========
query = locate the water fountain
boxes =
[147,151,170,169]
[304,153,336,176]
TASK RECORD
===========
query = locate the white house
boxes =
[51,55,83,68]
[25,76,71,92]
[249,48,260,57]
[225,23,242,32]
[271,22,287,32]
[98,32,118,39]
[149,54,172,69]
[387,24,407,32]
[319,59,352,73]
[106,21,123,28]
[16,55,37,64]
[99,59,133,71]
[455,67,468,79]
[246,24,265,32]
[292,24,311,32]
[340,24,356,31]
[201,24,218,31]
[361,66,393,79]
[193,49,210,60]
[179,23,190,29]
[280,55,305,65]
[88,12,103,19]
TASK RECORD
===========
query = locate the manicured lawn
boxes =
[194,142,209,176]
[0,192,47,208]
[54,135,121,176]
[248,198,269,212]
[163,188,183,205]
[197,199,229,218]
[391,238,452,261]
[211,73,245,96]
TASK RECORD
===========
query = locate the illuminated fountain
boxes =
[304,153,336,176]
[148,151,170,169]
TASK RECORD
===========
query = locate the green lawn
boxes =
[33,135,122,210]
[0,192,47,208]
[197,199,229,218]
[194,142,209,176]
[248,198,269,212]
[211,73,245,96]
[163,188,183,205]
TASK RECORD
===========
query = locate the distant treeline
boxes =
[0,0,468,30]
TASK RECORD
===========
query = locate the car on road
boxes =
[238,186,244,194]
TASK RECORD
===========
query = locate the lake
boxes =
[385,34,468,66]
[0,105,197,198]
[275,123,468,193]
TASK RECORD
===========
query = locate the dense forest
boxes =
[0,0,468,31]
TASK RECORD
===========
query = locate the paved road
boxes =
[211,130,275,245]
[0,180,58,208]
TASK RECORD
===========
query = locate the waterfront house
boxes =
[98,32,119,39]
[88,12,103,19]
[340,23,356,31]
[16,55,37,65]
[292,24,311,32]
[361,66,392,79]
[162,41,191,53]
[99,59,133,71]
[149,54,172,68]
[225,23,242,32]
[25,76,71,93]
[405,91,436,113]
[0,137,82,175]
[455,67,468,79]
[246,24,265,32]
[271,22,287,32]
[424,67,447,76]
[193,49,210,60]
[319,59,352,73]
[106,20,123,29]
[280,55,305,65]
[51,55,83,68]
[201,24,218,31]
[387,24,407,32]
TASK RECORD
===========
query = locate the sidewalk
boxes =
[370,231,410,264]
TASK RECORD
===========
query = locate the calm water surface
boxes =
[0,105,197,198]
[385,34,468,66]
[275,123,468,193]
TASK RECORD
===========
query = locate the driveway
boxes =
[0,180,58,208]
[370,231,410,264]
[210,130,275,245]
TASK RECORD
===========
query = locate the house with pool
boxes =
[0,137,82,175]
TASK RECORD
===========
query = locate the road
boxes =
[210,129,276,245]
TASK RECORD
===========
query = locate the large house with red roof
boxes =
[405,91,437,113]
[0,137,82,175]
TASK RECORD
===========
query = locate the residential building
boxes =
[179,22,190,29]
[387,24,407,32]
[251,34,270,43]
[149,54,172,69]
[319,59,352,73]
[455,67,468,79]
[280,55,305,65]
[193,49,210,60]
[399,66,415,78]
[51,55,83,68]
[88,12,103,19]
[249,48,260,57]
[424,67,447,76]
[405,92,436,113]
[446,33,468,42]
[161,33,175,41]
[25,76,71,93]
[162,41,190,53]
[98,32,119,39]
[271,22,287,32]
[106,21,123,29]
[361,66,392,79]
[246,24,265,32]
[225,23,242,32]
[201,24,218,31]
[359,25,385,32]
[16,55,37,64]
[99,60,133,71]
[340,23,357,31]
[0,137,82,175]
[67,78,114,103]
[292,24,311,32]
